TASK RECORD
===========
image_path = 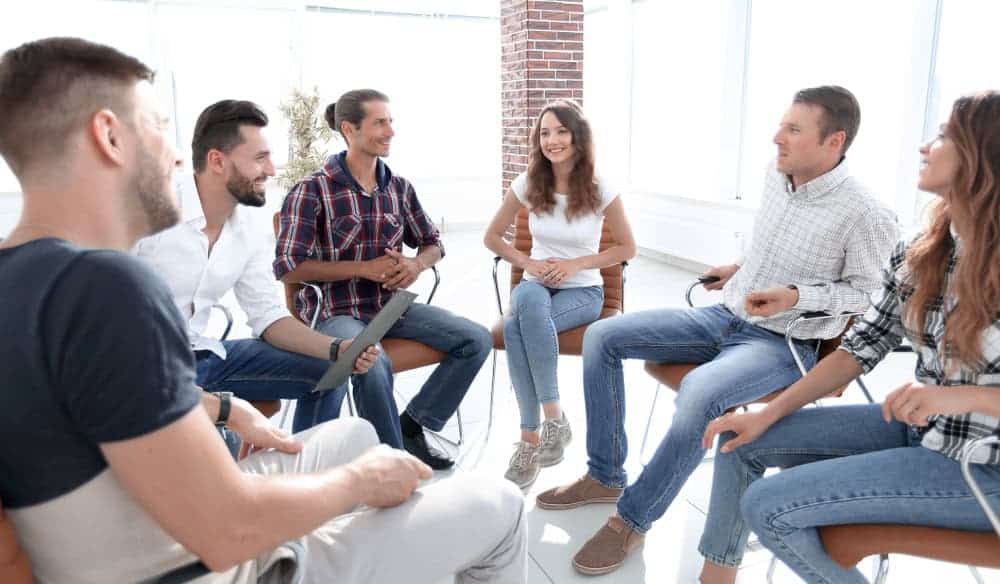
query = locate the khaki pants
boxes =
[240,418,528,584]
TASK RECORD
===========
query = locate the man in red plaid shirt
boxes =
[274,89,492,470]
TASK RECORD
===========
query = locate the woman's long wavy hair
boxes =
[524,100,600,220]
[905,91,1000,370]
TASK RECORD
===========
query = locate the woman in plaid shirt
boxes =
[698,92,1000,584]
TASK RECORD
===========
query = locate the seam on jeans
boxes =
[633,360,805,530]
[548,287,604,322]
[206,375,322,388]
[519,302,561,404]
[697,547,741,569]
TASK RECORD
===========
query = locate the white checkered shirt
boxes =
[724,161,900,339]
[840,238,1000,464]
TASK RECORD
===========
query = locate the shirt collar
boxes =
[783,158,850,200]
[323,151,391,192]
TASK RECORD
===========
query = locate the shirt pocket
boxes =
[379,212,405,249]
[330,214,363,260]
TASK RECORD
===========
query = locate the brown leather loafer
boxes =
[536,474,623,510]
[573,515,645,575]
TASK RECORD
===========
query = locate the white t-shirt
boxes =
[510,172,618,288]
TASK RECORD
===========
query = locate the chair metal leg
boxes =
[872,554,890,584]
[968,565,986,584]
[639,382,662,466]
[277,399,292,431]
[765,555,778,583]
[486,349,498,440]
[855,376,876,404]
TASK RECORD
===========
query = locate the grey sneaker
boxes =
[504,441,541,489]
[538,413,572,467]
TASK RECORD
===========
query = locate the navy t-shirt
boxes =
[0,239,201,508]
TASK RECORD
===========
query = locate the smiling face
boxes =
[344,100,394,158]
[538,110,576,167]
[917,124,960,197]
[221,125,275,207]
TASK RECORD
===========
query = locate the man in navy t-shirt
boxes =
[0,37,526,583]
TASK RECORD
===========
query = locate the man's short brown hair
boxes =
[793,85,861,156]
[0,37,154,176]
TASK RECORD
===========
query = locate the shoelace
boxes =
[539,420,561,448]
[509,442,537,470]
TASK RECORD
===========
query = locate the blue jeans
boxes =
[195,339,344,434]
[318,302,492,447]
[504,281,603,431]
[699,404,1000,583]
[582,304,818,533]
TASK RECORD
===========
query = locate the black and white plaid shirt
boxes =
[840,237,1000,464]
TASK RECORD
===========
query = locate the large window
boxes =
[739,0,924,208]
[0,0,500,225]
[628,0,735,200]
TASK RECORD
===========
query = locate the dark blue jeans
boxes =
[195,339,348,434]
[318,303,493,448]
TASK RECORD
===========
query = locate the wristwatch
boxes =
[329,338,343,361]
[214,391,233,427]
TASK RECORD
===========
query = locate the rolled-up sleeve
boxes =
[237,241,291,338]
[400,180,444,257]
[274,180,320,280]
[838,240,908,373]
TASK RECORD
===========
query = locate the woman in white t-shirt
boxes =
[485,100,636,489]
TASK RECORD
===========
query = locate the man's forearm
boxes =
[261,316,335,361]
[414,244,442,270]
[280,259,367,284]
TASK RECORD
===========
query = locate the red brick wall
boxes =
[500,0,584,194]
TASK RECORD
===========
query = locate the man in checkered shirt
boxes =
[535,85,900,577]
[274,89,492,471]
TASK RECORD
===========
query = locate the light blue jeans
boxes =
[582,304,818,533]
[503,281,603,431]
[699,404,1000,583]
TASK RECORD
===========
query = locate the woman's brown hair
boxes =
[905,91,1000,369]
[524,100,601,220]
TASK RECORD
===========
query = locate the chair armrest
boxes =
[210,304,234,342]
[300,265,439,332]
[426,265,440,305]
[961,435,1000,537]
[492,256,504,316]
[783,311,863,377]
[685,276,720,308]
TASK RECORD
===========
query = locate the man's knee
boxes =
[448,474,525,529]
[459,322,493,361]
[582,316,623,358]
[674,378,729,423]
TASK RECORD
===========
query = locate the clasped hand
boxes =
[526,257,581,286]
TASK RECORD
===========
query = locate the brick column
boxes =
[500,0,584,194]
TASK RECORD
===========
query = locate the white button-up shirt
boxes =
[133,175,289,358]
[724,161,900,340]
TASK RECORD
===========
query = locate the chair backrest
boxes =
[508,207,624,317]
[0,502,35,584]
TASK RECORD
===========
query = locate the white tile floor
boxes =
[258,229,1000,584]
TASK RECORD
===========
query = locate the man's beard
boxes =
[135,149,180,236]
[226,171,266,207]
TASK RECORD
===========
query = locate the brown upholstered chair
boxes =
[0,501,33,584]
[638,276,873,464]
[271,213,456,442]
[819,435,1000,583]
[487,207,627,433]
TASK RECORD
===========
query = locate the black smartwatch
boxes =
[329,338,343,361]
[214,391,233,427]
